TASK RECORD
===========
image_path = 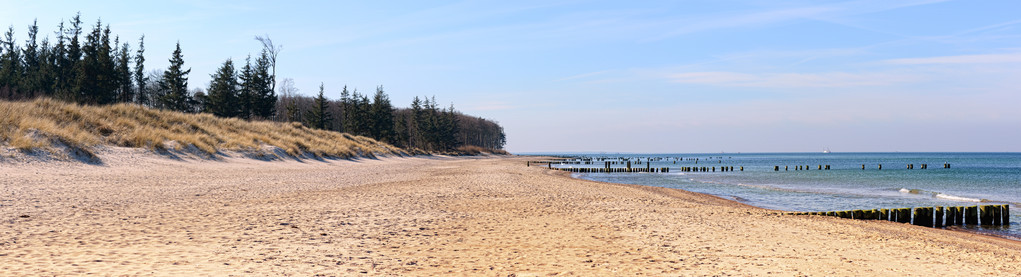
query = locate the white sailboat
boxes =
[823,147,831,154]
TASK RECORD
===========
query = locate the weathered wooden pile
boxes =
[792,205,1010,228]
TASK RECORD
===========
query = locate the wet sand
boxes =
[2,151,1019,275]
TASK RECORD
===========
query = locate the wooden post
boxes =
[878,164,882,170]
[965,206,978,225]
[740,166,744,171]
[955,206,964,225]
[913,207,932,227]
[992,205,1003,225]
[852,210,864,219]
[838,211,850,219]
[897,208,911,223]
[880,209,889,221]
[1004,205,1011,225]
[980,205,994,226]
[861,164,865,170]
[945,206,957,226]
[626,161,631,171]
[774,166,779,171]
[934,206,943,228]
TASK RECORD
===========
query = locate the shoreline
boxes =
[556,168,1021,242]
[3,154,1020,275]
[556,167,1021,244]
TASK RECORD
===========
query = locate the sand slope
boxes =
[2,152,1019,276]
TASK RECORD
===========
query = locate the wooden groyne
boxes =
[529,156,955,175]
[792,204,1010,228]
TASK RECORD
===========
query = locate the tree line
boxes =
[278,81,505,152]
[0,13,505,151]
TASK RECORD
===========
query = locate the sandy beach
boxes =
[2,151,1019,276]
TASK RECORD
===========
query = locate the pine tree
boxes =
[205,58,239,117]
[252,50,275,118]
[0,26,22,97]
[59,13,83,102]
[369,85,395,143]
[339,85,351,133]
[304,83,331,130]
[114,39,132,103]
[159,42,191,112]
[410,96,424,149]
[73,19,117,105]
[21,20,42,96]
[133,35,148,105]
[37,37,56,97]
[237,55,254,119]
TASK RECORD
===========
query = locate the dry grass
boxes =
[0,98,406,159]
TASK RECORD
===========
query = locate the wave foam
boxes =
[900,188,986,202]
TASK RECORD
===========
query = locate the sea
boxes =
[542,152,1021,239]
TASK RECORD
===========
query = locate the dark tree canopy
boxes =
[158,42,191,112]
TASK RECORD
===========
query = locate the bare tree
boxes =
[254,35,281,94]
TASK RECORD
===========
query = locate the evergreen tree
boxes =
[304,83,331,130]
[134,35,148,105]
[252,50,275,118]
[439,104,461,150]
[205,58,240,117]
[409,96,424,148]
[338,85,351,133]
[0,26,21,97]
[58,13,83,102]
[158,42,192,112]
[237,55,254,119]
[114,40,133,103]
[74,20,117,105]
[36,37,56,97]
[21,20,42,96]
[369,85,395,143]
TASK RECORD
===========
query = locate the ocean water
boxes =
[550,153,1021,239]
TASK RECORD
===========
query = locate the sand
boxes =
[2,150,1019,276]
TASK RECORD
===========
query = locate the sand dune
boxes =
[2,150,1019,276]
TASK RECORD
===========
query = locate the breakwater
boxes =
[794,205,1010,228]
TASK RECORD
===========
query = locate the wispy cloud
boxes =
[883,52,1021,65]
[665,71,923,88]
[649,0,952,41]
[554,70,615,82]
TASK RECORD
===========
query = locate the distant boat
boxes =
[823,148,831,154]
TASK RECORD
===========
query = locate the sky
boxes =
[3,0,1020,153]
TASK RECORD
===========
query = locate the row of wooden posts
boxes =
[775,165,832,171]
[791,205,1010,228]
[528,161,954,174]
[773,164,951,171]
[553,167,671,173]
[679,166,742,172]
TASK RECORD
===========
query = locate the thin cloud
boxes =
[649,0,952,41]
[666,71,923,88]
[555,70,614,82]
[883,53,1021,65]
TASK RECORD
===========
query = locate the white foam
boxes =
[935,193,983,202]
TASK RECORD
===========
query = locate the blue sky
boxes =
[4,0,1020,152]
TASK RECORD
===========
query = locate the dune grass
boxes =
[0,98,406,159]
